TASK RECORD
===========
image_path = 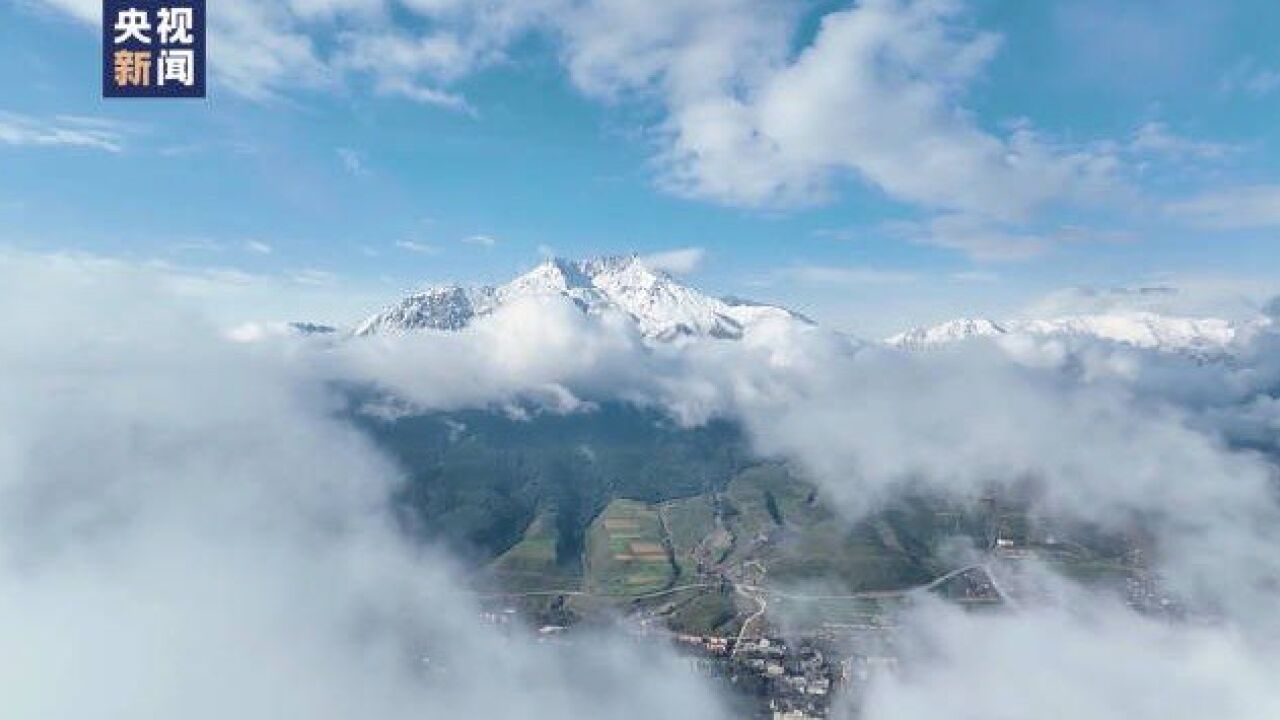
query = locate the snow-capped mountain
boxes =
[886,318,1008,351]
[355,255,809,341]
[887,311,1260,354]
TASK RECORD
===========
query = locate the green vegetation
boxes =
[584,499,676,595]
[664,586,741,635]
[484,508,582,593]
[351,396,1139,633]
[659,493,717,578]
[353,399,748,565]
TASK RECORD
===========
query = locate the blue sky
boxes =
[3,0,1280,335]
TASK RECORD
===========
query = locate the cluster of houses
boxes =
[675,635,837,719]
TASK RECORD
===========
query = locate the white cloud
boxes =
[33,0,1128,218]
[897,215,1053,262]
[335,31,483,110]
[286,0,384,20]
[785,265,918,286]
[639,247,705,274]
[289,268,338,286]
[1221,58,1280,98]
[0,250,736,720]
[885,215,1137,262]
[811,227,862,242]
[1166,185,1280,230]
[1129,121,1240,162]
[863,594,1280,720]
[244,240,274,255]
[638,0,1119,217]
[365,77,474,111]
[0,111,127,153]
[210,0,338,101]
[395,239,441,254]
[949,270,999,283]
[1022,278,1280,322]
[462,234,497,248]
[8,249,1280,716]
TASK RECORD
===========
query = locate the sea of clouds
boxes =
[4,249,1280,718]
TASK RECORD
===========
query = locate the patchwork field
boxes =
[585,499,676,595]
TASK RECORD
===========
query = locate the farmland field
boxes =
[585,499,677,596]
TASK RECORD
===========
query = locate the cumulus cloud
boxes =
[35,0,1128,224]
[0,251,735,720]
[863,594,1280,720]
[651,1,1117,217]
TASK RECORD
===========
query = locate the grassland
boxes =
[484,509,582,593]
[658,493,717,579]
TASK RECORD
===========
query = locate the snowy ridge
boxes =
[886,318,1007,350]
[354,255,808,341]
[887,311,1261,354]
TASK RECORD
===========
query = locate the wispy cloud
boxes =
[810,228,861,242]
[1221,58,1280,98]
[950,270,1000,284]
[889,216,1052,263]
[244,240,273,255]
[784,264,918,286]
[640,247,705,274]
[289,268,338,286]
[1129,122,1240,162]
[0,111,128,153]
[462,234,497,248]
[1166,185,1280,230]
[886,216,1135,263]
[395,239,441,255]
[167,238,225,254]
[369,77,474,113]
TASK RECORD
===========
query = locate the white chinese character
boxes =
[113,7,151,44]
[157,7,194,45]
[157,48,195,87]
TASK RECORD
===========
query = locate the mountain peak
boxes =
[354,254,807,341]
[887,311,1255,355]
[886,317,1006,350]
